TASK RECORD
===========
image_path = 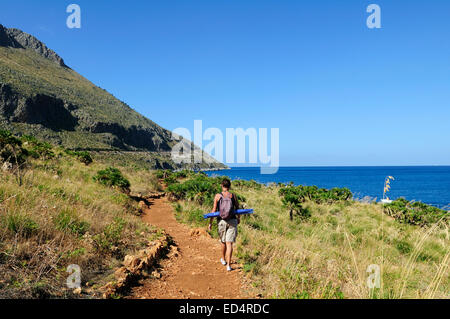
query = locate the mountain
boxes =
[0,24,225,170]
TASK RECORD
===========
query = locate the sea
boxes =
[206,166,450,210]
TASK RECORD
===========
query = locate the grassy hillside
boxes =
[0,45,169,147]
[0,130,164,298]
[164,172,449,299]
[0,25,226,170]
[2,129,447,299]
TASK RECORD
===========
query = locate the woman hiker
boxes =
[208,178,240,272]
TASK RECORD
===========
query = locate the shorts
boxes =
[218,218,238,243]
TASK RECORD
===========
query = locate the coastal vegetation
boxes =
[2,23,447,300]
[383,198,449,227]
[0,130,163,298]
[279,185,352,220]
[1,131,448,299]
[164,171,449,299]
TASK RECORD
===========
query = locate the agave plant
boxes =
[383,176,395,201]
[281,193,303,221]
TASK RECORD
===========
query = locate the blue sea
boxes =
[206,166,450,210]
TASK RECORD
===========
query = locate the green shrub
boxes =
[237,249,261,274]
[235,193,246,203]
[156,169,199,185]
[174,203,183,213]
[0,130,29,166]
[65,149,93,165]
[164,175,177,186]
[234,179,262,190]
[31,281,51,299]
[279,185,352,205]
[94,167,130,192]
[4,213,39,238]
[21,135,55,159]
[187,208,205,224]
[55,209,90,236]
[104,217,126,244]
[278,185,351,221]
[281,193,305,221]
[111,193,129,205]
[155,169,170,179]
[79,151,93,165]
[173,170,189,179]
[384,198,448,226]
[395,239,412,254]
[167,174,222,206]
[94,217,126,251]
[63,247,86,259]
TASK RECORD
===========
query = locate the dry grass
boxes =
[236,185,449,299]
[174,183,449,299]
[0,152,163,298]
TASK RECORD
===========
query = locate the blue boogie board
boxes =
[203,209,254,219]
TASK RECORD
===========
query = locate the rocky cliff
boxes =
[0,24,66,67]
[0,24,225,169]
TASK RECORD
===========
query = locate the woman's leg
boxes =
[221,242,226,261]
[225,242,233,266]
[218,220,227,263]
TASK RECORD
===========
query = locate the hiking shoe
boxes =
[227,265,232,272]
[220,258,227,266]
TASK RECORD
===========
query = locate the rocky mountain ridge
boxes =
[0,24,225,169]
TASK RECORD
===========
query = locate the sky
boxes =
[1,0,450,166]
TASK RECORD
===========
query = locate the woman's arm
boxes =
[212,194,220,213]
[208,194,220,231]
[233,194,241,223]
[233,194,239,210]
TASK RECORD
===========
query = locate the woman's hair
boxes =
[221,178,231,189]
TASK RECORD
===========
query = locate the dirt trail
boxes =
[129,197,249,299]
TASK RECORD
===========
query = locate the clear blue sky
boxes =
[1,0,449,166]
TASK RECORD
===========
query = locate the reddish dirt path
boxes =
[129,197,250,299]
